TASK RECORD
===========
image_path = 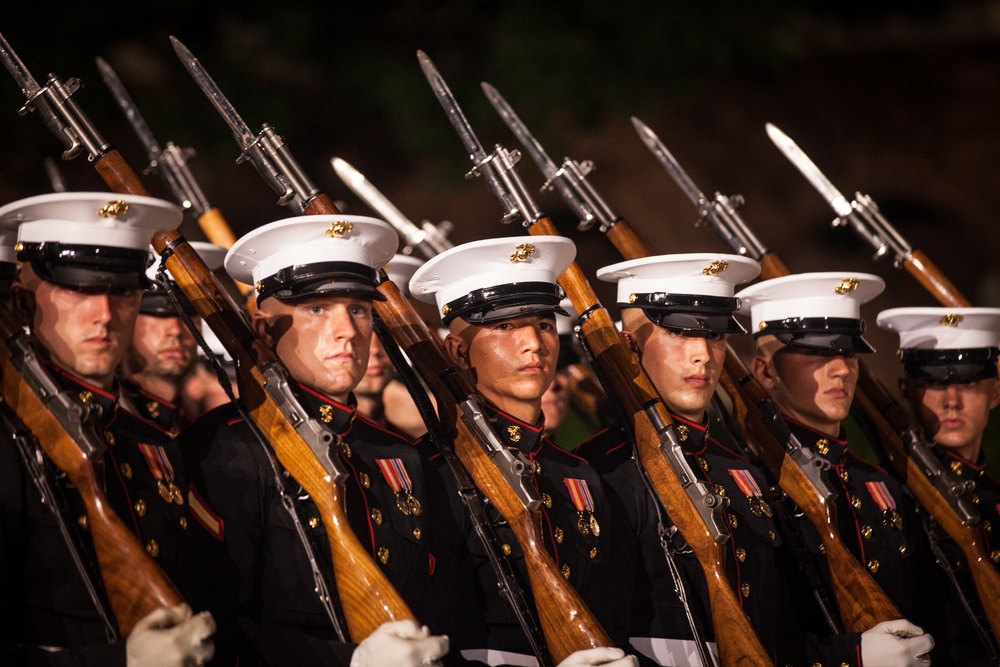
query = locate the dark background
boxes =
[3,2,1000,462]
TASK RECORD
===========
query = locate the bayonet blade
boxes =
[481,82,558,180]
[631,116,706,209]
[0,31,42,98]
[96,57,162,162]
[170,36,257,150]
[331,157,425,243]
[766,123,853,218]
[417,51,491,165]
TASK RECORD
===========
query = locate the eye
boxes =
[308,305,324,315]
[537,321,554,331]
[494,322,512,331]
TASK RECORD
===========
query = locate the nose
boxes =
[827,355,852,378]
[686,336,711,365]
[519,325,545,354]
[329,305,359,339]
[87,292,113,324]
[163,316,184,336]
[943,384,963,409]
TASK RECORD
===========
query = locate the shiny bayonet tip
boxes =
[765,122,853,218]
[169,35,197,66]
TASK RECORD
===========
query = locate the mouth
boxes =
[941,418,965,429]
[684,374,711,387]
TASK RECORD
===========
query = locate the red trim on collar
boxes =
[133,386,179,409]
[938,447,986,473]
[50,366,118,400]
[782,417,847,445]
[485,404,543,433]
[298,383,356,415]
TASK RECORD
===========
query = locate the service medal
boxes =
[565,478,598,538]
[577,513,591,536]
[140,443,181,505]
[866,481,902,529]
[158,480,173,503]
[395,493,412,516]
[377,458,419,517]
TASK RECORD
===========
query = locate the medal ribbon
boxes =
[728,469,762,497]
[376,458,414,494]
[564,478,595,512]
[137,442,176,482]
[865,481,897,511]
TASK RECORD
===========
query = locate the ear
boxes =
[750,354,777,391]
[989,378,1000,411]
[444,332,470,370]
[621,330,642,362]
[252,311,273,348]
[10,284,35,326]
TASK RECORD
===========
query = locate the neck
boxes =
[948,437,982,464]
[130,372,182,404]
[354,393,386,424]
[490,396,541,425]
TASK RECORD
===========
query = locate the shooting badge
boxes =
[564,478,600,537]
[729,468,772,518]
[377,458,422,516]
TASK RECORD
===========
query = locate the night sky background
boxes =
[3,1,1000,463]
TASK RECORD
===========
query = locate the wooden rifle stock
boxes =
[903,250,968,309]
[373,277,610,663]
[720,352,902,631]
[531,216,773,666]
[0,305,182,635]
[92,149,151,196]
[150,230,414,640]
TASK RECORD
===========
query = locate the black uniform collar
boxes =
[484,402,545,455]
[785,418,848,463]
[935,446,988,480]
[668,412,710,455]
[50,366,119,429]
[295,382,358,436]
[121,378,181,433]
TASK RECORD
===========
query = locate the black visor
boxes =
[442,281,567,326]
[256,261,384,307]
[19,242,150,290]
[623,293,745,335]
[755,316,875,354]
[901,347,1000,383]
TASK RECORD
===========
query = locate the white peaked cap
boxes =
[226,215,398,302]
[409,236,575,324]
[877,307,1000,351]
[147,241,229,283]
[556,298,580,337]
[382,254,424,299]
[737,272,885,331]
[0,192,180,250]
[597,253,761,303]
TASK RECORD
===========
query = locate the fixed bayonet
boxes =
[766,123,913,266]
[0,32,110,161]
[417,51,541,227]
[170,36,316,211]
[481,82,619,233]
[330,157,453,259]
[632,116,769,261]
[96,57,212,216]
[43,157,68,192]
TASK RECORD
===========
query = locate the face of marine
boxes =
[622,309,727,423]
[752,337,858,438]
[124,314,200,401]
[902,377,1000,462]
[255,294,373,404]
[446,313,558,425]
[541,368,572,430]
[17,266,142,391]
[355,334,395,398]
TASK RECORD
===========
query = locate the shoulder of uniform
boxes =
[351,412,413,445]
[574,424,629,467]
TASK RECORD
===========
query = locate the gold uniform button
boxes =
[818,543,826,554]
[146,540,159,558]
[950,460,963,474]
[542,493,552,508]
[554,528,564,544]
[134,499,147,517]
[359,472,370,489]
[561,564,571,579]
[501,543,512,556]
[714,484,726,496]
[589,548,598,559]
[898,545,908,556]
[850,497,862,510]
[816,439,829,455]
[867,559,880,574]
[728,514,738,529]
[534,460,542,475]
[104,431,115,446]
[839,469,850,483]
[120,463,133,480]
[179,517,188,530]
[377,547,390,564]
[697,457,709,473]
[769,530,776,541]
[985,520,993,534]
[741,582,750,597]
[78,515,88,530]
[735,547,746,562]
[308,517,320,529]
[972,494,981,505]
[371,508,383,526]
[413,527,421,540]
[991,549,1000,564]
[861,525,873,539]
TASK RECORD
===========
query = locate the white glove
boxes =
[126,603,216,667]
[556,647,638,667]
[861,619,934,667]
[350,620,449,667]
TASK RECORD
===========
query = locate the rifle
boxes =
[765,123,966,308]
[627,116,903,631]
[420,50,774,667]
[635,116,1000,639]
[0,300,184,636]
[331,156,454,260]
[95,56,251,295]
[171,37,603,663]
[0,31,412,642]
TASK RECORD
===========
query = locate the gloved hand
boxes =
[556,647,638,667]
[126,603,215,667]
[861,619,934,667]
[350,620,449,667]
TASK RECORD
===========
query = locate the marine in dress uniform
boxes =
[409,237,636,667]
[0,193,213,666]
[740,272,938,666]
[180,215,450,667]
[121,242,227,435]
[879,306,1000,665]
